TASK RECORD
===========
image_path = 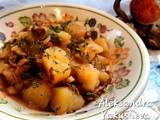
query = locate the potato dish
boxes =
[0,13,129,114]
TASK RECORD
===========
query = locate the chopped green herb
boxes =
[82,40,89,47]
[67,84,79,94]
[68,41,80,52]
[118,62,124,66]
[61,21,71,30]
[63,67,70,73]
[50,25,63,33]
[58,49,62,52]
[32,81,40,88]
[53,60,58,64]
[26,56,34,62]
[75,47,80,51]
[44,52,50,59]
[85,92,95,97]
[50,14,56,19]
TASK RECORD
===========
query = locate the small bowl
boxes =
[0,3,150,120]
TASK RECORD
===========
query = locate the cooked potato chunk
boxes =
[74,64,100,91]
[23,82,51,110]
[0,47,10,59]
[79,39,103,60]
[99,71,109,82]
[51,87,84,114]
[95,37,109,57]
[68,21,86,38]
[57,31,71,45]
[94,55,109,69]
[42,47,71,85]
[0,61,8,73]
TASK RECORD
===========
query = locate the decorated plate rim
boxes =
[0,3,150,120]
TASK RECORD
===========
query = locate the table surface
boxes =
[0,0,160,120]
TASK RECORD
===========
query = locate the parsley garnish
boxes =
[68,41,80,52]
[50,26,63,33]
[26,56,34,62]
[61,21,71,30]
[44,52,50,59]
[53,60,58,64]
[32,81,40,88]
[63,67,70,73]
[82,40,89,47]
[85,92,95,97]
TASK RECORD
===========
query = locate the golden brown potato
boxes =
[94,55,109,70]
[68,21,86,38]
[79,39,103,60]
[95,37,109,57]
[51,87,84,114]
[57,31,71,46]
[95,37,108,51]
[0,61,8,74]
[99,71,109,82]
[74,64,100,91]
[22,82,51,110]
[42,47,71,85]
[0,47,10,59]
[15,31,33,41]
[130,0,160,25]
[98,55,109,65]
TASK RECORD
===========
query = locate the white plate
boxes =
[0,3,150,120]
